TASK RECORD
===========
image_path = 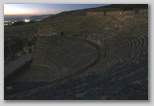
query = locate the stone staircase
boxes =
[32,37,49,65]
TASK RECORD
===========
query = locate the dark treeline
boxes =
[4,39,24,59]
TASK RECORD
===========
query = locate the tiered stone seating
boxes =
[5,14,148,100]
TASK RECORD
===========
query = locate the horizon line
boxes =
[4,13,54,17]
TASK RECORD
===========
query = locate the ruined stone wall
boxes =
[86,10,141,17]
[139,9,148,14]
[86,12,104,16]
[121,10,134,15]
[106,11,123,16]
[38,25,57,37]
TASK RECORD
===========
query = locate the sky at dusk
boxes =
[4,4,109,16]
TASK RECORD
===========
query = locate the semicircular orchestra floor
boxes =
[13,36,100,83]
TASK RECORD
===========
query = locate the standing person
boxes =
[61,32,64,36]
[104,39,106,58]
